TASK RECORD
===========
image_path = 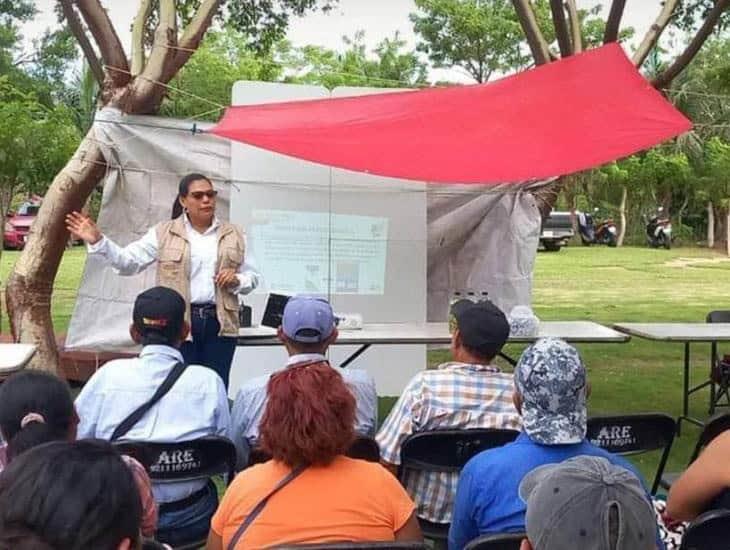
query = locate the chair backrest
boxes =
[586,413,676,494]
[689,412,730,463]
[247,436,380,468]
[347,436,380,463]
[464,532,526,550]
[114,435,237,485]
[679,509,730,550]
[272,543,427,549]
[399,429,520,475]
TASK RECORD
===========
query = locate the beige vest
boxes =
[155,217,245,337]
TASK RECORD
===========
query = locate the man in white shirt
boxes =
[230,295,378,468]
[75,286,231,546]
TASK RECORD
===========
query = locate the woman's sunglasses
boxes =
[188,190,218,200]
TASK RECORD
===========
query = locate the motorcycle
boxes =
[577,208,617,247]
[646,207,672,249]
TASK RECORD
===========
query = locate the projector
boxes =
[336,313,363,330]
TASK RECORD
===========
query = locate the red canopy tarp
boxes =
[211,43,691,184]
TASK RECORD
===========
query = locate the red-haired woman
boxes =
[206,363,422,549]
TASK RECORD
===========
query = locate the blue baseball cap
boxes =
[281,295,337,343]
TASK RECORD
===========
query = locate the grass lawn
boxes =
[2,244,730,487]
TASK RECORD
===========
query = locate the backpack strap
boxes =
[227,464,307,550]
[110,362,187,442]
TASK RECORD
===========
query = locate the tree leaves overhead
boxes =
[410,0,535,82]
[674,0,730,34]
[143,0,336,54]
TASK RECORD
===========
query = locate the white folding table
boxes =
[614,323,730,430]
[0,343,37,379]
[239,321,630,368]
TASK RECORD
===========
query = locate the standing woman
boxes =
[66,173,258,388]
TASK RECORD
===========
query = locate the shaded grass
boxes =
[4,245,730,487]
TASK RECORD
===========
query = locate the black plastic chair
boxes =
[247,436,381,467]
[272,543,427,549]
[679,509,730,550]
[464,532,526,550]
[398,428,520,542]
[707,311,730,414]
[660,413,730,490]
[586,413,675,494]
[114,436,237,550]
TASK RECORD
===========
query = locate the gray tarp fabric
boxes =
[65,108,546,350]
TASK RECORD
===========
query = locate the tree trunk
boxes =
[708,201,715,249]
[617,185,627,247]
[5,129,107,370]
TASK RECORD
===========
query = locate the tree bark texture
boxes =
[632,0,679,68]
[603,0,627,43]
[549,0,573,57]
[5,130,106,369]
[708,201,715,249]
[511,0,551,65]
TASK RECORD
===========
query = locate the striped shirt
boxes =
[376,362,522,523]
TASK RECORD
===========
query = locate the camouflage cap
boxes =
[514,337,587,445]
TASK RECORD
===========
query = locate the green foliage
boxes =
[674,0,730,35]
[0,77,81,208]
[160,28,285,120]
[143,0,336,54]
[285,31,427,89]
[410,0,533,82]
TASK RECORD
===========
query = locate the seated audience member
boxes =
[666,430,730,520]
[75,286,231,546]
[0,370,157,538]
[231,295,377,466]
[0,439,142,550]
[376,299,521,524]
[207,361,422,549]
[449,338,655,550]
[518,455,658,550]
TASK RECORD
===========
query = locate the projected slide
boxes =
[250,209,388,295]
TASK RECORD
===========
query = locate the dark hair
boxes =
[260,362,355,467]
[281,333,330,355]
[0,371,75,463]
[171,173,213,219]
[0,440,142,550]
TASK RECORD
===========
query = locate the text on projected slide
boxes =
[250,209,389,295]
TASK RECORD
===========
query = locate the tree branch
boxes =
[58,0,104,86]
[164,0,222,81]
[632,0,679,68]
[75,0,130,87]
[565,0,582,53]
[512,0,551,65]
[550,0,572,57]
[131,0,153,76]
[603,0,627,43]
[139,0,177,82]
[653,0,730,89]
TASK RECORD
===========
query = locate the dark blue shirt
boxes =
[448,432,659,550]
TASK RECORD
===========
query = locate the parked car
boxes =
[540,210,574,252]
[4,202,39,250]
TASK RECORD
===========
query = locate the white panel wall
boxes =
[228,81,427,397]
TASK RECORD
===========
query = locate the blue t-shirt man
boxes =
[448,338,662,550]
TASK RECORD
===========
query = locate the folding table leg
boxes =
[678,342,706,434]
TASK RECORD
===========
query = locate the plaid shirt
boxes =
[376,362,522,523]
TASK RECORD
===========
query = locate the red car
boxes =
[4,202,39,250]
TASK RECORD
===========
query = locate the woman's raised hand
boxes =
[65,211,102,244]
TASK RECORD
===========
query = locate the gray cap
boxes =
[514,338,586,445]
[519,455,656,550]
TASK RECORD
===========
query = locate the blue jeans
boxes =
[181,310,236,389]
[156,482,218,547]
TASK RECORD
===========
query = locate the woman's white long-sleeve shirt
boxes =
[87,216,260,304]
